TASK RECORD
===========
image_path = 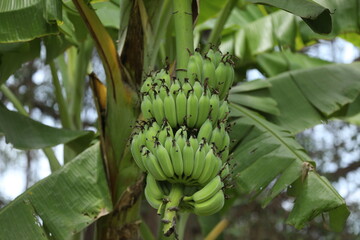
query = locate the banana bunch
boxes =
[140,77,229,129]
[131,48,235,236]
[186,48,234,100]
[131,119,229,185]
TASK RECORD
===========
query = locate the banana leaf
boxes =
[0,0,62,42]
[247,0,332,34]
[0,104,93,150]
[0,143,112,240]
[230,104,349,231]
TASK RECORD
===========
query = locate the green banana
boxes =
[193,81,203,99]
[218,100,229,121]
[189,136,199,154]
[196,92,211,128]
[144,183,162,209]
[193,51,204,80]
[220,132,230,162]
[202,142,211,153]
[148,88,157,101]
[156,143,175,178]
[175,126,187,139]
[163,71,172,87]
[220,163,230,179]
[153,71,162,86]
[219,62,234,100]
[182,80,193,96]
[146,174,165,200]
[209,94,220,124]
[164,134,173,153]
[157,127,169,146]
[192,190,225,216]
[197,149,217,185]
[202,57,216,89]
[145,122,160,153]
[182,141,195,177]
[142,147,167,181]
[140,76,153,93]
[197,119,213,143]
[156,69,171,87]
[175,90,187,125]
[187,175,224,203]
[191,144,207,180]
[187,55,201,85]
[215,61,227,93]
[164,93,178,128]
[186,91,199,128]
[137,129,147,146]
[210,126,223,154]
[170,79,181,98]
[206,49,216,67]
[214,50,222,67]
[158,85,168,100]
[175,130,187,152]
[170,140,184,178]
[209,153,222,180]
[130,133,146,171]
[221,148,229,163]
[141,95,153,120]
[152,94,165,125]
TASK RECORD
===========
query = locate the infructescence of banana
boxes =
[130,48,235,236]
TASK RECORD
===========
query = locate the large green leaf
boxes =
[197,0,227,25]
[0,0,62,43]
[229,79,280,116]
[300,0,360,41]
[267,63,360,133]
[0,104,93,149]
[247,0,332,34]
[0,143,113,240]
[341,94,360,125]
[235,11,297,61]
[230,104,349,231]
[60,2,90,45]
[0,40,40,85]
[256,51,330,77]
[93,1,120,29]
[230,63,360,133]
[287,173,350,231]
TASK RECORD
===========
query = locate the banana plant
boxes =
[0,0,359,239]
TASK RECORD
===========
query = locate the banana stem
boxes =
[162,183,184,237]
[177,212,190,240]
[172,0,194,80]
[49,61,73,130]
[0,84,27,116]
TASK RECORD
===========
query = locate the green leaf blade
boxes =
[0,0,62,43]
[0,40,41,85]
[286,172,349,230]
[230,104,349,231]
[247,0,332,34]
[232,63,360,134]
[0,104,93,149]
[0,143,112,240]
